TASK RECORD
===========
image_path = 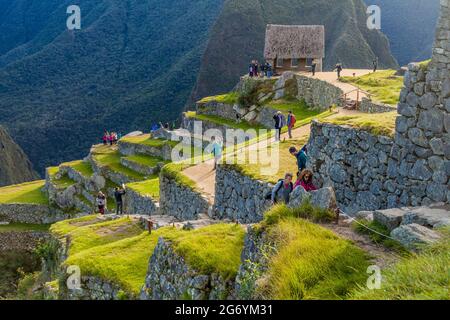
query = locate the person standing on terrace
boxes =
[211,136,223,170]
[287,111,296,139]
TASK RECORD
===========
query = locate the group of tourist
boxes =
[273,110,297,141]
[249,60,273,78]
[102,130,121,146]
[95,184,127,215]
[268,145,316,205]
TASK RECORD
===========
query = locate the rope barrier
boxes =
[338,209,398,241]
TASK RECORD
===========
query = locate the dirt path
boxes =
[323,222,401,269]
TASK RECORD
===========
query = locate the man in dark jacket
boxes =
[289,146,307,172]
[114,184,126,215]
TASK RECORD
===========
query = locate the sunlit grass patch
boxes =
[198,92,239,105]
[92,147,146,181]
[56,222,244,297]
[257,211,370,300]
[349,228,450,300]
[340,70,403,105]
[127,177,160,200]
[323,111,397,137]
[60,160,94,178]
[0,180,48,205]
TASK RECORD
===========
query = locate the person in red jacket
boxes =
[294,169,317,192]
[287,111,296,139]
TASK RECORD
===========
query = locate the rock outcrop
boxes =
[0,126,39,187]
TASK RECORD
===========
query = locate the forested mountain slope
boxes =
[0,0,224,175]
[190,0,399,103]
[367,0,440,66]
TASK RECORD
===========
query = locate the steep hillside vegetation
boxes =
[368,0,440,66]
[190,0,398,102]
[0,0,224,175]
[0,126,39,186]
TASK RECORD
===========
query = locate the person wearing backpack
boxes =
[96,191,107,215]
[269,173,294,204]
[289,146,308,173]
[287,111,296,139]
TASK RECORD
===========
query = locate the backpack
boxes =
[96,197,106,206]
[264,179,293,200]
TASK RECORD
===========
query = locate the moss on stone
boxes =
[126,177,160,200]
[198,92,239,105]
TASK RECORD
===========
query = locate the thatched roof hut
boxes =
[264,24,325,60]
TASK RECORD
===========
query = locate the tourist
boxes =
[112,132,118,145]
[211,136,223,170]
[289,146,308,172]
[294,169,317,192]
[266,62,273,78]
[287,111,296,139]
[151,123,159,132]
[96,191,107,215]
[270,173,294,204]
[373,58,378,73]
[254,61,259,77]
[273,111,283,141]
[114,184,127,215]
[335,63,343,79]
[311,60,317,76]
[102,131,108,145]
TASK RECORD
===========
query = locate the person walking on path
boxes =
[270,173,294,204]
[114,184,126,215]
[273,112,283,141]
[294,169,317,192]
[287,111,296,139]
[311,60,317,76]
[372,58,378,73]
[334,63,343,79]
[289,146,308,173]
[96,192,107,215]
[211,136,223,170]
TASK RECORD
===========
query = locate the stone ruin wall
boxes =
[308,2,449,213]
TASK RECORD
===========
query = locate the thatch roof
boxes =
[264,25,325,59]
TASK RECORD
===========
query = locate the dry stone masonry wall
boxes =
[159,174,210,221]
[359,98,397,113]
[140,238,233,300]
[308,2,449,212]
[213,165,273,223]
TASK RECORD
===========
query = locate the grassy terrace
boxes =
[124,154,168,168]
[340,70,403,105]
[198,92,239,105]
[0,223,50,233]
[60,160,94,178]
[323,111,397,137]
[127,177,160,200]
[253,205,370,300]
[120,134,178,148]
[91,145,146,181]
[0,180,48,205]
[350,228,450,300]
[186,111,266,131]
[51,216,245,297]
[228,137,308,184]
